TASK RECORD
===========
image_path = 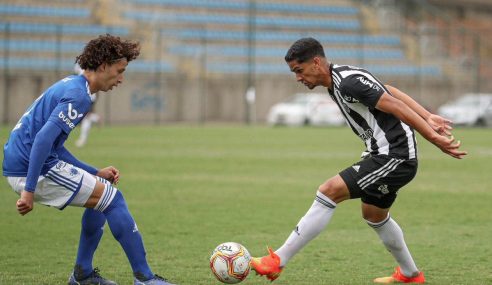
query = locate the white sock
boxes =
[88,113,100,124]
[367,215,419,277]
[275,191,336,267]
[78,118,92,143]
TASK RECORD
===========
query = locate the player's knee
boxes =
[81,208,106,233]
[362,208,388,223]
[362,212,382,222]
[318,179,348,203]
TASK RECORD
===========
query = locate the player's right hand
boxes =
[97,166,120,185]
[427,114,453,136]
[17,190,34,215]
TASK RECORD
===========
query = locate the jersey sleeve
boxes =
[25,122,62,192]
[340,74,385,108]
[48,89,90,134]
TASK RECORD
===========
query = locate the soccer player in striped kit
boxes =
[2,34,176,285]
[251,37,467,284]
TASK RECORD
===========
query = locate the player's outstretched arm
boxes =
[385,85,453,136]
[376,92,467,159]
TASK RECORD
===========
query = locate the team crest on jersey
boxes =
[378,184,389,194]
[69,167,79,176]
[335,88,359,103]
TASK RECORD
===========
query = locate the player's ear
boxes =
[312,57,321,70]
[97,63,107,72]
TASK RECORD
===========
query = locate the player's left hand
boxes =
[97,166,120,185]
[433,135,468,159]
[17,190,34,216]
[427,114,453,136]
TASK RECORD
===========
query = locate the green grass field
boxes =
[0,125,491,285]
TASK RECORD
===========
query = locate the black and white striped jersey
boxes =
[328,64,417,160]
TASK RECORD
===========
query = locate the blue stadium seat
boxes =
[0,39,85,53]
[122,0,359,15]
[0,22,130,36]
[0,56,174,73]
[167,45,404,60]
[365,65,441,76]
[129,61,175,73]
[0,4,90,18]
[164,29,401,46]
[0,57,68,70]
[125,11,360,30]
[123,0,247,10]
[257,2,358,15]
[205,62,441,76]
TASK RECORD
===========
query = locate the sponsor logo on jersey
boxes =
[58,111,76,129]
[68,103,84,120]
[352,165,360,172]
[58,103,84,129]
[356,76,380,91]
[56,161,66,169]
[358,128,374,141]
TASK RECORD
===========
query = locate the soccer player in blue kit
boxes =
[2,34,176,285]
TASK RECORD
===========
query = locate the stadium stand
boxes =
[0,3,90,18]
[1,0,490,124]
[0,22,129,36]
[119,0,440,76]
[0,0,441,76]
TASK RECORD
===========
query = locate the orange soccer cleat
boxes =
[250,247,283,281]
[373,267,425,284]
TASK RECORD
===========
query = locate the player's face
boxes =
[287,58,320,90]
[100,59,128,92]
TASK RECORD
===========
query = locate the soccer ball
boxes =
[210,242,251,284]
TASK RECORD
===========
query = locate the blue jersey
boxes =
[3,75,92,177]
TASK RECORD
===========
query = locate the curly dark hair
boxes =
[285,37,325,63]
[75,34,140,71]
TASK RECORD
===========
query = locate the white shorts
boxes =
[6,161,97,210]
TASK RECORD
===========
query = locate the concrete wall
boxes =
[0,70,467,126]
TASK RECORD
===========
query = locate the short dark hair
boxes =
[75,34,140,71]
[284,37,325,63]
